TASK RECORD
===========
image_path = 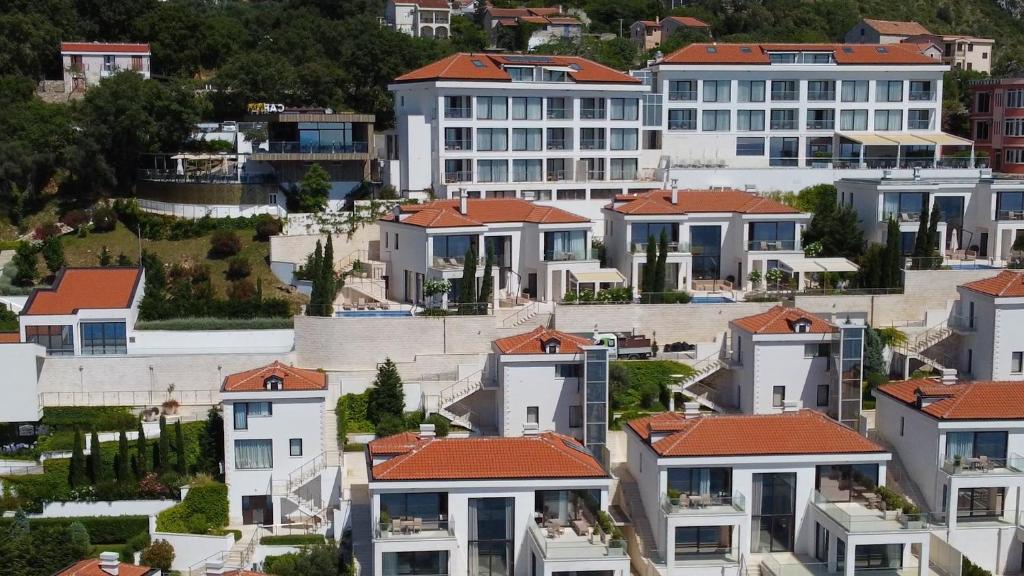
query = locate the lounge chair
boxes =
[379,302,391,310]
[356,298,366,310]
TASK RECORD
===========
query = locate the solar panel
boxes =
[562,439,593,456]
[502,54,555,64]
[740,46,752,53]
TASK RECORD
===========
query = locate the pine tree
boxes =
[654,229,668,297]
[158,416,170,473]
[459,245,477,308]
[135,420,148,479]
[643,236,657,295]
[479,247,494,314]
[88,429,102,484]
[117,430,130,486]
[367,358,405,426]
[175,421,187,475]
[68,429,85,488]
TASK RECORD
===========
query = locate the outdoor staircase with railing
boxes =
[431,369,484,432]
[267,450,342,533]
[612,464,658,558]
[671,352,728,412]
[896,321,955,373]
[501,301,540,328]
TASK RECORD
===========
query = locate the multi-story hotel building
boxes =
[647,43,970,171]
[970,78,1024,175]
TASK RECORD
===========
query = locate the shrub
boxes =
[60,209,90,229]
[963,556,993,576]
[0,515,149,544]
[135,317,294,330]
[208,230,242,259]
[375,414,405,437]
[226,256,251,280]
[42,406,137,431]
[261,534,326,546]
[140,539,175,571]
[187,512,209,534]
[227,278,256,300]
[875,485,920,514]
[156,481,228,533]
[340,392,374,433]
[254,215,284,241]
[92,206,118,233]
[426,413,450,437]
[34,222,61,240]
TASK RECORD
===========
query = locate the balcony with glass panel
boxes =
[813,491,931,533]
[374,492,456,541]
[662,492,745,516]
[996,192,1024,221]
[543,230,589,262]
[431,235,480,270]
[529,490,626,561]
[941,432,1022,476]
[580,137,605,150]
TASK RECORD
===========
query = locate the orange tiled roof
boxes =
[400,0,450,8]
[0,332,20,344]
[660,43,939,66]
[368,431,422,456]
[61,42,150,54]
[663,16,710,28]
[222,361,327,393]
[370,432,608,481]
[609,189,801,216]
[493,326,594,354]
[224,571,268,576]
[55,559,156,576]
[877,379,1024,420]
[961,271,1024,298]
[636,20,660,28]
[862,18,932,36]
[628,410,886,457]
[731,306,836,335]
[394,53,639,84]
[626,412,690,440]
[487,6,562,17]
[23,267,143,316]
[387,198,589,228]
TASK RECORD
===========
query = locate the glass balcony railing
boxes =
[547,139,569,150]
[263,141,369,154]
[432,255,484,269]
[585,170,605,180]
[444,171,473,183]
[444,107,472,119]
[662,492,745,515]
[580,139,605,150]
[632,241,690,254]
[580,108,606,120]
[747,239,799,251]
[941,453,1024,475]
[375,518,453,539]
[807,91,836,101]
[527,520,626,559]
[444,139,472,151]
[547,109,569,120]
[771,91,799,101]
[669,91,698,101]
[547,169,571,182]
[997,209,1024,221]
[909,91,936,101]
[544,250,589,262]
[812,491,932,533]
[806,120,835,130]
[882,210,924,223]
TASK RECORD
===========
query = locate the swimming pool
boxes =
[690,296,734,304]
[336,310,413,318]
[945,263,997,270]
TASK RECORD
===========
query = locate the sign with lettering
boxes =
[247,102,285,114]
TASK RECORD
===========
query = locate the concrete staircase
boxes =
[349,483,372,576]
[670,352,728,412]
[432,370,484,432]
[612,464,658,557]
[501,301,540,328]
[896,321,955,374]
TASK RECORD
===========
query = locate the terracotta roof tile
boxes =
[371,432,607,481]
[628,410,885,457]
[388,198,589,228]
[61,42,150,54]
[862,19,932,36]
[730,306,836,335]
[24,267,143,316]
[401,0,451,8]
[394,53,639,84]
[493,326,593,354]
[222,361,327,393]
[368,431,423,456]
[661,43,938,66]
[625,412,690,440]
[961,271,1024,298]
[636,20,660,27]
[663,16,710,28]
[609,189,801,216]
[487,6,561,17]
[55,559,156,576]
[0,332,20,344]
[224,571,268,576]
[877,379,1024,420]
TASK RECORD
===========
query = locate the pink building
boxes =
[61,42,151,93]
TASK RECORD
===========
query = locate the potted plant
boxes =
[748,269,763,290]
[667,487,682,506]
[953,454,962,470]
[142,407,160,422]
[379,510,391,535]
[162,399,179,415]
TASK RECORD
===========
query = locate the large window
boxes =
[769,137,799,167]
[546,97,569,119]
[477,160,508,183]
[535,489,599,524]
[580,127,605,150]
[382,551,449,576]
[946,431,1008,463]
[667,467,732,496]
[874,110,902,131]
[856,544,903,569]
[477,128,507,151]
[511,97,542,120]
[610,128,638,150]
[675,526,732,557]
[476,96,507,120]
[25,325,74,356]
[702,80,731,103]
[511,128,542,151]
[882,192,927,222]
[233,401,272,430]
[609,98,639,120]
[748,222,796,250]
[469,498,514,576]
[580,98,606,119]
[739,80,765,103]
[806,109,835,130]
[997,192,1024,219]
[957,487,1005,520]
[840,110,868,131]
[668,109,697,130]
[816,464,879,502]
[876,81,904,103]
[737,137,765,156]
[544,230,587,261]
[807,80,835,101]
[690,226,722,280]
[669,80,697,101]
[737,110,765,131]
[444,96,471,119]
[631,223,678,247]
[297,122,356,153]
[841,81,869,102]
[381,492,448,522]
[512,159,542,182]
[433,235,475,264]
[908,109,933,130]
[610,158,637,180]
[752,473,796,553]
[702,110,730,131]
[234,439,273,469]
[771,80,798,101]
[770,109,797,130]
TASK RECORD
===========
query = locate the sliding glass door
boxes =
[470,498,514,576]
[751,473,796,553]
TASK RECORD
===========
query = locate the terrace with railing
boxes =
[527,520,627,559]
[262,141,369,154]
[374,517,455,540]
[812,491,932,533]
[940,453,1024,476]
[661,492,746,516]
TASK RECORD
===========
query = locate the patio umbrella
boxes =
[949,227,959,255]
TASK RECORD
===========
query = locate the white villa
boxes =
[948,271,1024,381]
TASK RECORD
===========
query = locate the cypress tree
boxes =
[69,429,85,488]
[912,208,930,266]
[158,416,170,473]
[479,247,494,314]
[317,234,336,316]
[926,203,941,269]
[459,245,477,308]
[117,430,130,486]
[654,229,668,296]
[175,420,187,475]
[884,218,902,288]
[643,235,657,296]
[152,441,161,473]
[135,420,148,478]
[88,430,102,484]
[307,240,324,316]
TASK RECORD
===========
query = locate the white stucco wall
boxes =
[0,343,45,422]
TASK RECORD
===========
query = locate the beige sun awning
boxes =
[780,257,859,274]
[571,269,626,284]
[917,132,974,146]
[837,132,899,146]
[881,132,936,146]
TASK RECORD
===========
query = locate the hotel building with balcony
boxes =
[875,377,1024,574]
[623,409,934,576]
[367,430,629,576]
[835,174,1024,266]
[385,0,451,39]
[970,78,1024,175]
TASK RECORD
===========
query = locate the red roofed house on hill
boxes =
[482,5,583,49]
[385,0,452,39]
[875,375,1024,573]
[623,409,937,576]
[379,196,627,305]
[602,187,813,293]
[220,361,341,530]
[946,270,1024,381]
[61,42,150,93]
[367,428,629,576]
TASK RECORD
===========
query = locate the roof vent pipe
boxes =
[940,368,958,386]
[459,189,468,214]
[419,423,436,439]
[671,178,679,205]
[683,402,700,417]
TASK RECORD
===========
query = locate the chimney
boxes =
[392,204,401,219]
[459,189,469,214]
[683,402,700,418]
[419,423,436,439]
[670,178,679,205]
[205,560,226,576]
[99,552,120,576]
[523,422,541,436]
[782,400,802,413]
[940,368,958,386]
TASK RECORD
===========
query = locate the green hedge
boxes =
[341,392,374,433]
[136,317,294,331]
[0,515,149,544]
[261,534,326,546]
[42,406,137,431]
[609,360,695,412]
[156,481,228,533]
[963,556,993,576]
[0,240,22,252]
